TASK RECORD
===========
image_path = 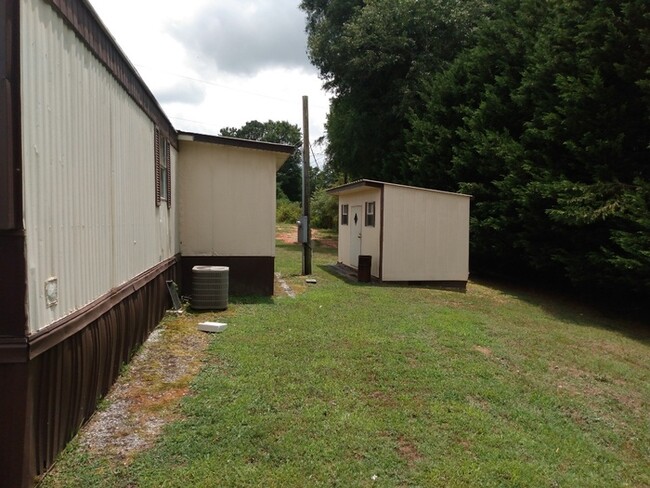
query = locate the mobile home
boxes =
[0,1,291,486]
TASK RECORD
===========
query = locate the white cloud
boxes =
[155,80,207,105]
[170,0,311,76]
[88,0,330,156]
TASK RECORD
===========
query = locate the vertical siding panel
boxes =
[7,0,180,481]
[21,0,177,333]
[178,143,276,257]
[382,185,470,281]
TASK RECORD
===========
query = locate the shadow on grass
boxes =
[183,295,275,314]
[318,263,373,287]
[472,276,650,343]
[228,295,275,305]
[320,260,648,343]
[318,263,467,295]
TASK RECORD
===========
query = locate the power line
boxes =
[310,144,321,169]
[134,63,331,111]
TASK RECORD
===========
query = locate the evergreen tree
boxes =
[407,0,650,302]
[301,0,487,181]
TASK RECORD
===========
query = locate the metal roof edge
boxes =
[178,131,296,155]
[327,179,472,198]
[326,179,384,195]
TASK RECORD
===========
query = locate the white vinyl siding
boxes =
[381,185,469,282]
[178,141,278,257]
[21,0,178,332]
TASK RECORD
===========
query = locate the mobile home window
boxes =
[160,137,169,201]
[365,201,375,227]
[341,204,349,225]
[154,128,172,208]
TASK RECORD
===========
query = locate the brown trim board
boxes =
[0,230,27,339]
[181,256,275,297]
[0,257,179,488]
[379,185,385,281]
[27,255,179,360]
[179,131,295,155]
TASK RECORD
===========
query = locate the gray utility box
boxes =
[297,215,309,243]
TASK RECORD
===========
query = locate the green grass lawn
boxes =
[43,238,649,487]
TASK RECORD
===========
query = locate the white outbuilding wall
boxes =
[332,185,382,278]
[177,133,293,296]
[382,184,469,282]
[178,138,281,258]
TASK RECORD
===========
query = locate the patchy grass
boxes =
[41,230,650,487]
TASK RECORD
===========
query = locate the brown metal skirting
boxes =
[0,230,27,339]
[0,257,179,488]
[27,256,178,360]
[181,256,275,297]
[45,0,177,146]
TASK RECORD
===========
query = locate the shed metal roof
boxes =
[178,131,296,155]
[327,179,471,198]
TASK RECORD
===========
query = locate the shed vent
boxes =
[192,266,229,310]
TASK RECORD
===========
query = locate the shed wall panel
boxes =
[382,185,469,281]
[21,0,177,333]
[178,141,276,257]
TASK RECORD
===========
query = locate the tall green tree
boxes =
[301,0,488,181]
[220,120,302,201]
[407,0,650,301]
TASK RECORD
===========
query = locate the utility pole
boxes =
[301,95,312,275]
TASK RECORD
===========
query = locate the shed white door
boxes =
[350,205,362,267]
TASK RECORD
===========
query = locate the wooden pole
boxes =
[302,95,312,275]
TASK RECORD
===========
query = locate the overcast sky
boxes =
[88,0,330,166]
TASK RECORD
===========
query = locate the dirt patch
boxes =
[276,231,297,245]
[71,313,213,465]
[277,225,337,248]
[367,390,399,407]
[395,436,423,466]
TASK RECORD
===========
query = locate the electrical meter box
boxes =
[297,216,309,243]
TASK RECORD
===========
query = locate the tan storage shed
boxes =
[328,180,471,287]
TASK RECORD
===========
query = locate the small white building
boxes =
[177,132,294,296]
[328,180,471,287]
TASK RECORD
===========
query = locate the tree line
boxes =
[300,0,649,308]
